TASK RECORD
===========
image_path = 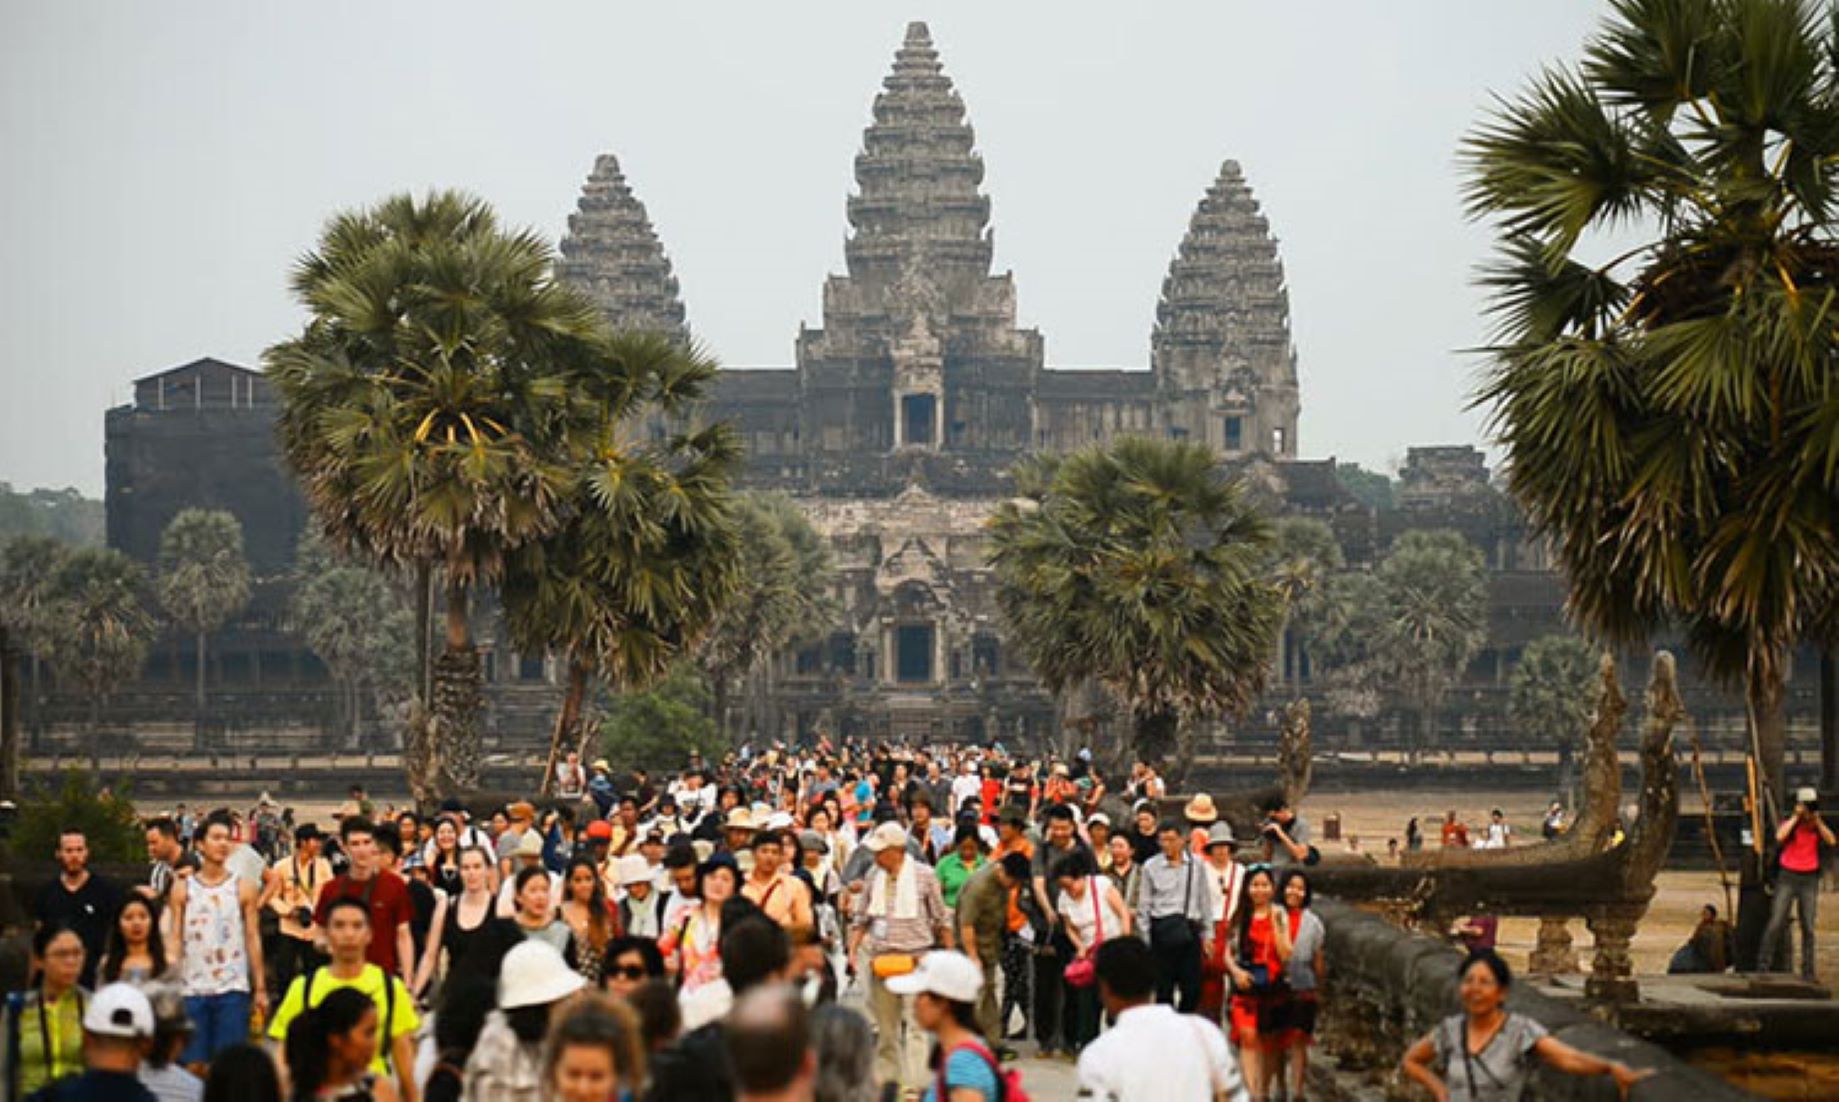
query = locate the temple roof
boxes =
[1153,160,1295,375]
[844,21,993,281]
[556,153,689,344]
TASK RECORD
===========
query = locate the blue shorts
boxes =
[182,990,252,1065]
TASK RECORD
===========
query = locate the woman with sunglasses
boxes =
[1225,864,1290,1101]
[600,937,666,1000]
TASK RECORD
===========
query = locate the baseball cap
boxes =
[864,821,908,853]
[85,983,155,1039]
[585,820,613,841]
[886,951,983,1003]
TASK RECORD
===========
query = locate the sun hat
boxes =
[514,832,545,859]
[592,758,611,772]
[865,821,909,852]
[886,951,984,1003]
[615,854,653,887]
[1796,786,1820,805]
[725,808,758,832]
[766,811,795,831]
[499,941,586,1009]
[584,820,613,841]
[1206,822,1240,849]
[84,983,154,1039]
[1088,812,1111,827]
[1183,793,1219,824]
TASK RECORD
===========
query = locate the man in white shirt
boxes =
[1077,936,1247,1102]
[949,760,983,817]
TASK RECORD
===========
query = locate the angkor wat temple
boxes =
[84,23,1820,758]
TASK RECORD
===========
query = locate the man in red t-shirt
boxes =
[314,817,415,985]
[1759,787,1835,981]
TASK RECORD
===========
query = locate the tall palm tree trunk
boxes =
[194,629,207,751]
[0,632,19,800]
[408,581,483,805]
[1748,662,1789,819]
[415,563,433,705]
[541,658,590,798]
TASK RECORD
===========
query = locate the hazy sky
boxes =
[0,1,1613,496]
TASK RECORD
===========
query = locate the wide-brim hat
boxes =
[1184,794,1219,824]
[725,808,758,832]
[1205,822,1239,849]
[499,941,586,1009]
[591,759,611,772]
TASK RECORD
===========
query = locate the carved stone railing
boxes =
[1315,898,1756,1100]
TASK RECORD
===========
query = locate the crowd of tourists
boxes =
[6,740,1661,1101]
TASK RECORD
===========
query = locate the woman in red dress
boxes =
[1226,865,1291,1100]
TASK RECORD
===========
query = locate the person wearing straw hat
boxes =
[1760,786,1835,981]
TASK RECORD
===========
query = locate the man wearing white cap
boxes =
[847,821,953,1094]
[29,982,157,1102]
[1760,786,1834,981]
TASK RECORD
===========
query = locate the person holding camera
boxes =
[1259,799,1311,867]
[1136,819,1220,1011]
[261,823,331,994]
[1759,786,1835,982]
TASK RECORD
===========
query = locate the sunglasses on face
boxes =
[607,964,649,982]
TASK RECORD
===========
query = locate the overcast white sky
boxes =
[0,1,1612,496]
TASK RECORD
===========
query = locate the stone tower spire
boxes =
[1152,160,1300,457]
[556,153,689,344]
[845,21,994,287]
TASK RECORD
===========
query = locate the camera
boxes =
[293,906,315,928]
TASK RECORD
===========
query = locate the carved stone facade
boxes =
[556,22,1303,741]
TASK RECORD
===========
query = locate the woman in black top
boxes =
[436,847,499,979]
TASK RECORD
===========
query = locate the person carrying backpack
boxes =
[267,898,420,1102]
[887,951,1030,1102]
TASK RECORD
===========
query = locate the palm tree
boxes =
[155,509,252,746]
[1374,531,1488,760]
[43,548,154,760]
[500,330,745,796]
[289,533,417,746]
[1268,517,1346,687]
[987,436,1283,783]
[0,535,68,797]
[1465,0,1839,805]
[1509,634,1600,801]
[267,191,620,799]
[698,492,838,741]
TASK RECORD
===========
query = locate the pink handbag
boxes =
[1063,877,1103,988]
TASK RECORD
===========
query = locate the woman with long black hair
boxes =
[558,856,615,985]
[98,895,168,985]
[282,986,398,1101]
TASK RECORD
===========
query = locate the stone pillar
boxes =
[1584,905,1642,1002]
[1528,915,1579,977]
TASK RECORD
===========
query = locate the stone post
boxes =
[1584,904,1643,1002]
[1528,915,1579,977]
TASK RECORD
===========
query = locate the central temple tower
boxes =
[794,22,1045,494]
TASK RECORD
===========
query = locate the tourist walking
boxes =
[1274,869,1324,1102]
[1759,786,1834,981]
[542,994,646,1102]
[743,830,815,930]
[280,987,398,1102]
[170,811,267,1070]
[267,898,420,1102]
[1225,865,1289,1098]
[33,827,122,989]
[463,941,585,1102]
[954,853,1032,1051]
[1198,822,1246,1018]
[1053,851,1130,1052]
[145,817,196,909]
[507,866,573,957]
[559,856,615,984]
[1077,937,1248,1102]
[140,984,204,1102]
[846,822,953,1094]
[1401,949,1649,1101]
[885,952,1006,1102]
[933,825,987,909]
[661,854,740,995]
[262,824,331,995]
[98,895,168,986]
[1029,803,1089,1058]
[314,818,416,989]
[1,926,89,1097]
[1137,819,1219,1011]
[24,982,158,1102]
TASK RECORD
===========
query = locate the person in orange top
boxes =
[1440,810,1470,849]
[992,810,1035,1044]
[741,829,813,930]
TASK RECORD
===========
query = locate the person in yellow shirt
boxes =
[269,897,421,1102]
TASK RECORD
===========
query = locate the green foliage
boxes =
[599,664,726,773]
[1509,634,1599,748]
[1269,517,1348,685]
[43,547,154,710]
[988,436,1283,767]
[697,492,839,720]
[0,484,104,547]
[155,509,252,637]
[1464,0,1839,793]
[10,770,143,865]
[1,535,69,653]
[1333,463,1395,512]
[1372,531,1489,750]
[289,532,418,732]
